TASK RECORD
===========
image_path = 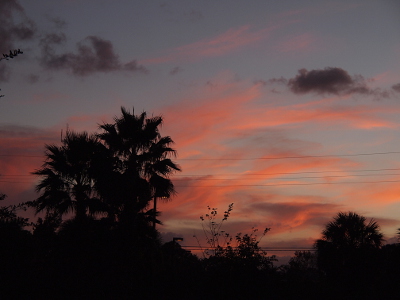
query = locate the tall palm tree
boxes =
[30,130,109,223]
[97,107,181,228]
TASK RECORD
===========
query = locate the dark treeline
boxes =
[1,107,400,299]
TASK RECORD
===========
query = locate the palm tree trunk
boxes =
[74,184,87,223]
[153,196,157,230]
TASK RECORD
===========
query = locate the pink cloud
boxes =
[154,75,400,249]
[140,25,274,64]
[275,33,319,53]
[163,78,398,162]
[31,92,69,104]
[343,175,400,206]
[0,125,60,206]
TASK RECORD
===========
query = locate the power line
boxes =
[3,167,400,178]
[1,150,400,160]
[173,173,400,181]
[0,175,34,177]
[2,179,400,186]
[172,167,400,177]
[0,181,36,184]
[174,179,400,187]
[181,246,315,251]
[0,154,42,157]
[2,169,400,186]
[178,151,400,161]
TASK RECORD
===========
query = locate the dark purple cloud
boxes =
[0,64,11,82]
[0,0,36,81]
[187,10,204,21]
[47,16,67,30]
[392,83,400,93]
[288,67,370,95]
[255,77,288,86]
[0,0,36,52]
[169,66,182,75]
[262,68,391,99]
[25,73,39,84]
[40,35,147,76]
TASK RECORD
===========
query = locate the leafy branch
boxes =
[197,203,234,256]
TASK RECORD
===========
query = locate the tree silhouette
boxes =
[315,211,383,294]
[97,107,180,229]
[316,212,383,251]
[29,130,109,223]
[0,203,33,295]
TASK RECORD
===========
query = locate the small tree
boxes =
[198,204,276,299]
[219,228,276,271]
[197,203,234,256]
[197,204,275,269]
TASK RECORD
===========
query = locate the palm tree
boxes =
[97,107,181,228]
[315,212,384,279]
[30,130,109,223]
[317,212,383,250]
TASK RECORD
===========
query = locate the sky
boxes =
[1,0,400,260]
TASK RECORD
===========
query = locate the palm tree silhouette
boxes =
[97,107,181,228]
[316,212,383,250]
[315,211,384,283]
[30,130,108,223]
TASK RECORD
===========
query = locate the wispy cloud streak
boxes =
[141,25,273,64]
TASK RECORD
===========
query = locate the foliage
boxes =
[314,211,384,289]
[315,211,384,251]
[33,212,62,238]
[28,106,180,243]
[212,228,276,271]
[0,203,30,228]
[97,107,181,227]
[198,203,233,256]
[197,204,275,273]
[3,104,400,297]
[28,130,109,222]
[288,250,318,271]
[1,49,23,61]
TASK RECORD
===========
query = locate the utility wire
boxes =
[1,150,400,160]
[172,167,400,177]
[173,179,400,187]
[173,173,400,181]
[0,154,42,157]
[178,151,400,160]
[3,168,400,178]
[181,246,315,251]
[2,179,400,186]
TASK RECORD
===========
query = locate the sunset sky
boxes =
[1,0,400,260]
